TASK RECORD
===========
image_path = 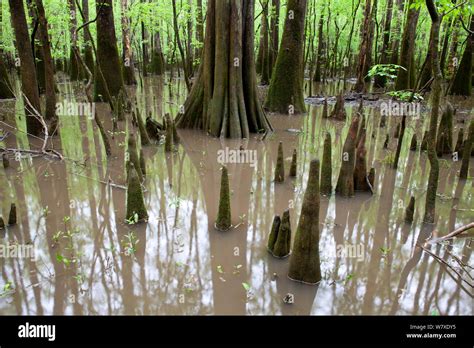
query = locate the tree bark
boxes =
[121,0,136,85]
[94,0,124,102]
[265,0,308,114]
[33,0,57,123]
[450,16,473,96]
[395,0,420,91]
[8,0,44,136]
[175,0,272,138]
[423,0,441,224]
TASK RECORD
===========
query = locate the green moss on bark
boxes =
[288,159,321,285]
[126,164,148,222]
[267,215,281,252]
[264,0,307,114]
[216,166,231,231]
[272,209,291,258]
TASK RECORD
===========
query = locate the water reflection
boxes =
[0,75,472,315]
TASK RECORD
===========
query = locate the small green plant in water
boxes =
[126,212,139,225]
[121,232,139,257]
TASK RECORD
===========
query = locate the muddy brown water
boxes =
[0,75,473,315]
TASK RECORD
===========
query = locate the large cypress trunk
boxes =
[150,32,165,76]
[175,0,272,138]
[8,0,44,136]
[449,16,473,96]
[265,0,307,114]
[395,0,420,91]
[94,0,124,102]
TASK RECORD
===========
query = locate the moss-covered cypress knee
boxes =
[320,132,332,196]
[288,159,322,285]
[215,166,231,231]
[405,196,415,223]
[336,115,359,197]
[460,119,474,179]
[127,134,143,182]
[267,215,281,252]
[289,149,297,177]
[126,164,148,223]
[274,141,285,182]
[272,209,292,258]
[8,203,16,225]
[330,93,346,121]
[410,134,417,151]
[2,154,9,169]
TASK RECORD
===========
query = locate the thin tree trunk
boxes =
[8,0,44,136]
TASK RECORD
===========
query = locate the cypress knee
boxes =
[8,203,16,225]
[288,159,321,285]
[274,141,285,182]
[267,215,281,252]
[126,164,148,222]
[320,132,332,196]
[272,210,292,258]
[215,166,231,231]
[336,115,359,197]
[127,134,143,182]
[330,93,346,121]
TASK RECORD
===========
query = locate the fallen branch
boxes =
[428,222,474,244]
